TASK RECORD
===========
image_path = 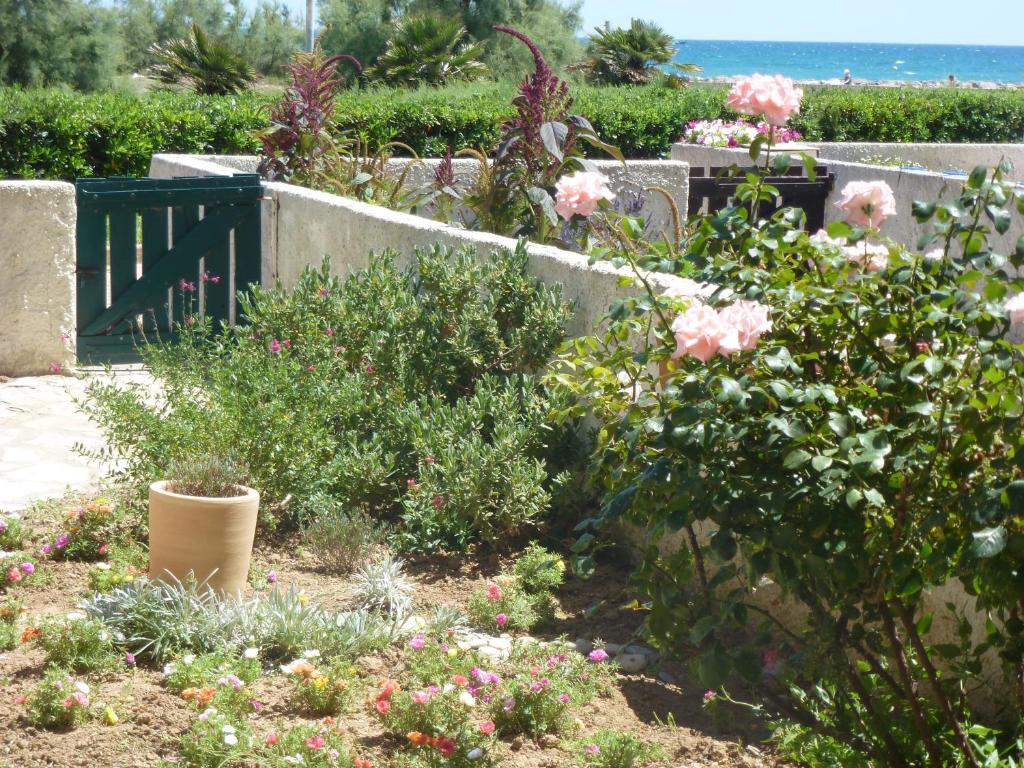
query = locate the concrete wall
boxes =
[672,143,1024,252]
[807,142,1024,176]
[150,154,705,337]
[0,182,76,377]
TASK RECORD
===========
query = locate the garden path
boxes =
[0,367,150,513]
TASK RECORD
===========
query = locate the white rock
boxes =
[616,653,647,673]
[478,646,502,658]
[489,637,511,650]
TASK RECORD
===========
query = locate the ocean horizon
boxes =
[671,39,1024,83]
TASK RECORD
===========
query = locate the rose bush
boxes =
[551,153,1024,765]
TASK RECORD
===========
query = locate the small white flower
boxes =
[98,631,110,642]
[284,755,305,765]
[66,611,87,621]
[182,654,196,665]
[95,562,112,571]
[458,691,477,707]
[162,663,175,676]
[221,724,236,734]
[302,649,321,659]
[198,706,218,721]
[223,733,238,747]
[75,681,90,695]
[243,647,259,659]
[467,748,484,760]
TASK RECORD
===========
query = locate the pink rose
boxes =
[554,171,615,221]
[726,74,803,127]
[671,304,726,362]
[1007,293,1024,324]
[717,301,772,354]
[834,181,897,228]
[842,243,890,272]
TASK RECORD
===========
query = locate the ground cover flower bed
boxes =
[0,494,773,768]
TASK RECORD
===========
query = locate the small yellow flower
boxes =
[313,676,329,690]
[104,705,119,725]
[447,647,458,658]
[298,594,310,606]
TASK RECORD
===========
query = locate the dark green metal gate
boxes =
[75,174,263,364]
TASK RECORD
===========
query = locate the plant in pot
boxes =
[148,455,259,596]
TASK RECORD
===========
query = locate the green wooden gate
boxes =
[75,174,263,364]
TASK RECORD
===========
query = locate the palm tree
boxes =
[369,14,488,87]
[149,23,256,96]
[581,19,695,85]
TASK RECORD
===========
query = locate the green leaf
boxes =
[748,135,767,163]
[571,532,595,553]
[710,529,737,561]
[916,613,934,636]
[811,455,833,471]
[800,153,817,182]
[539,121,568,162]
[972,526,1007,558]
[784,449,812,469]
[968,165,988,189]
[987,204,1012,235]
[912,200,936,222]
[898,572,923,598]
[690,614,717,644]
[698,645,731,689]
[845,488,863,509]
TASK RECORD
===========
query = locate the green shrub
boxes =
[284,657,361,716]
[24,667,93,729]
[83,244,575,549]
[6,84,1024,180]
[0,515,26,550]
[569,729,666,768]
[302,500,387,574]
[31,615,120,673]
[467,544,565,631]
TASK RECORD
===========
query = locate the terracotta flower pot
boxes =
[148,480,259,596]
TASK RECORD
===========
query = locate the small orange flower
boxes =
[354,759,373,768]
[406,731,431,747]
[321,716,336,726]
[20,626,41,644]
[196,687,216,705]
[181,688,197,701]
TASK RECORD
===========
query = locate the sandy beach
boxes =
[695,75,1024,90]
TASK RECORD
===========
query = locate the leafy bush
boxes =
[42,497,125,561]
[282,657,361,716]
[467,544,565,631]
[0,515,26,550]
[554,156,1024,765]
[369,14,488,87]
[578,19,680,86]
[23,667,93,729]
[29,615,119,673]
[84,244,575,549]
[569,729,666,768]
[7,84,1024,180]
[162,649,261,694]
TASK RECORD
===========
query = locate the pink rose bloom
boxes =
[808,229,846,251]
[671,304,726,362]
[495,613,508,628]
[842,243,890,272]
[553,171,615,221]
[1006,293,1024,324]
[717,301,772,354]
[834,181,897,228]
[726,74,804,127]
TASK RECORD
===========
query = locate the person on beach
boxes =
[842,69,852,85]
[948,74,956,86]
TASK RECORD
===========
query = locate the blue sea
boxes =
[672,40,1024,84]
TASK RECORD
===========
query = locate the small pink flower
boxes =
[269,339,282,354]
[424,456,435,465]
[703,689,717,703]
[495,613,508,628]
[432,495,444,510]
[266,570,278,584]
[408,634,426,650]
[486,582,503,602]
[478,720,496,735]
[306,735,325,750]
[834,181,897,229]
[558,693,570,703]
[98,543,109,556]
[412,690,431,705]
[366,365,375,375]
[554,171,615,221]
[306,365,316,372]
[407,478,418,489]
[7,567,21,583]
[40,544,52,555]
[726,73,803,127]
[178,279,196,292]
[48,362,62,375]
[585,744,601,755]
[250,699,264,712]
[265,733,279,746]
[588,649,608,662]
[325,328,335,337]
[20,562,34,575]
[55,533,70,549]
[124,652,136,666]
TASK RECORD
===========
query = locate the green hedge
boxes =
[3,84,1024,180]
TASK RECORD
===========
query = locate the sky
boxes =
[578,0,1024,46]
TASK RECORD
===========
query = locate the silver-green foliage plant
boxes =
[302,498,386,574]
[352,554,413,621]
[553,158,1024,765]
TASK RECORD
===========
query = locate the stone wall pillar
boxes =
[0,182,76,376]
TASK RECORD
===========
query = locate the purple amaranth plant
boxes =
[258,50,362,182]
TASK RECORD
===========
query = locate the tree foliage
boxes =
[148,22,256,95]
[580,18,677,85]
[369,13,487,87]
